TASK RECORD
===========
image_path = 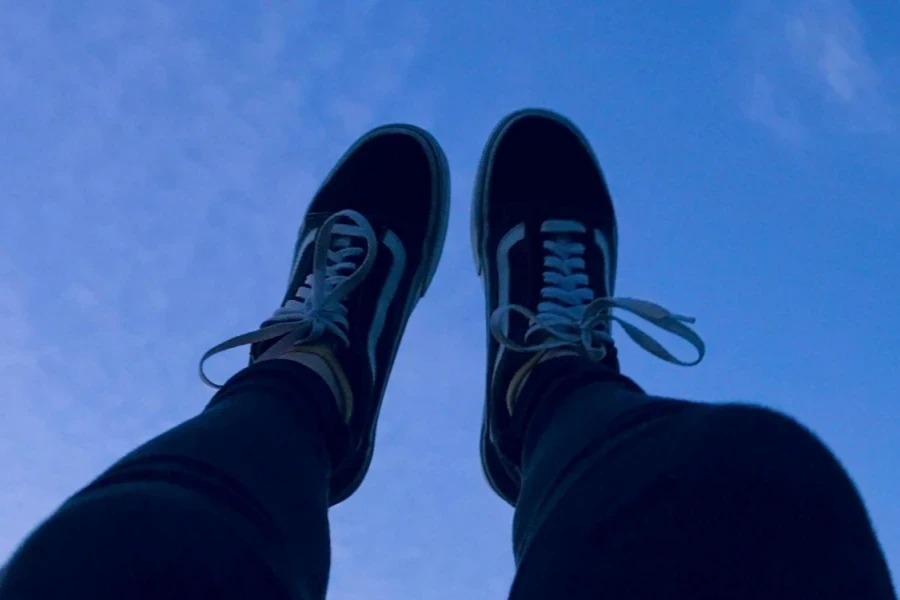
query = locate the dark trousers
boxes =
[1,358,895,599]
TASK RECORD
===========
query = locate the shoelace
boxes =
[490,235,705,366]
[199,209,378,388]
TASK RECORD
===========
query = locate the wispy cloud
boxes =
[738,0,895,141]
[783,1,894,133]
[741,73,809,144]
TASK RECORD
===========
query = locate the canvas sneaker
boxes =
[201,124,450,505]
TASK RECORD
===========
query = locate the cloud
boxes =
[741,73,809,144]
[738,0,895,140]
[783,1,894,133]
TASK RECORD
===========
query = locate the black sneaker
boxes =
[471,109,705,505]
[201,124,450,505]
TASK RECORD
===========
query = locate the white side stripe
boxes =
[493,223,526,373]
[368,230,406,377]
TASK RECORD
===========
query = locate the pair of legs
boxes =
[2,359,894,598]
[1,110,895,598]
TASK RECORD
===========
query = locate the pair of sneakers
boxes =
[199,108,706,507]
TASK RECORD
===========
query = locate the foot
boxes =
[201,124,450,505]
[471,109,705,505]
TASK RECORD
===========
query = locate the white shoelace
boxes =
[490,234,705,366]
[199,209,378,388]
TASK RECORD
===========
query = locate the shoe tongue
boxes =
[522,327,556,347]
[251,308,344,362]
[523,306,612,350]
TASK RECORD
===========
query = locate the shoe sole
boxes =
[330,124,451,504]
[471,108,600,505]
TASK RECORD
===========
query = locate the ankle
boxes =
[263,347,354,422]
[506,349,583,415]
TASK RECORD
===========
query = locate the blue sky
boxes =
[1,0,897,597]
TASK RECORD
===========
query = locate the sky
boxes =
[1,0,898,597]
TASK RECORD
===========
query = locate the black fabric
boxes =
[0,360,345,600]
[1,357,895,599]
[509,355,897,599]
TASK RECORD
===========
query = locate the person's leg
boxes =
[0,359,343,600]
[470,108,896,599]
[1,124,450,599]
[508,355,897,599]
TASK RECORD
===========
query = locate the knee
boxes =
[685,403,856,500]
[700,403,821,448]
[701,403,816,445]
